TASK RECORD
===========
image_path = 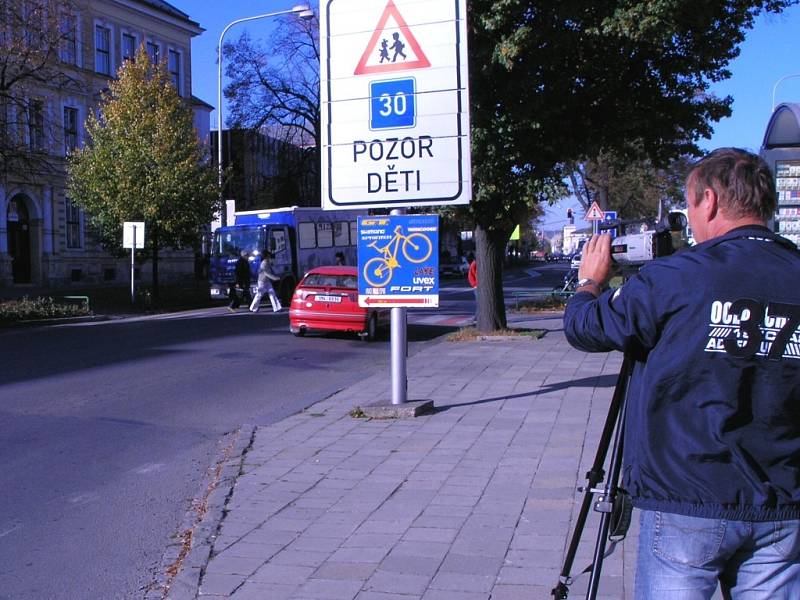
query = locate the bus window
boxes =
[334,221,349,246]
[269,228,287,254]
[298,222,316,249]
[317,222,333,248]
[212,226,264,258]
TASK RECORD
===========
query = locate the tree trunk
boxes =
[151,229,160,304]
[474,224,508,332]
[596,186,610,212]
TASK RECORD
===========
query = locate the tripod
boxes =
[552,354,635,599]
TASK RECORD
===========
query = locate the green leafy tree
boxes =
[67,48,220,300]
[569,150,693,220]
[465,0,793,331]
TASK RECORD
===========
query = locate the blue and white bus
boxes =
[209,207,363,302]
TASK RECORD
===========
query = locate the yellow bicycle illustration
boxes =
[363,225,433,287]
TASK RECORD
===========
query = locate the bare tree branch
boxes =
[222,11,320,205]
[0,0,87,180]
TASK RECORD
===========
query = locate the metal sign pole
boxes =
[130,225,136,304]
[390,208,408,404]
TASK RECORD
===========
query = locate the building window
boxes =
[60,13,77,65]
[63,106,78,154]
[146,41,159,64]
[66,198,82,248]
[122,33,136,62]
[0,99,8,146]
[28,99,44,151]
[95,25,111,74]
[23,1,44,48]
[168,49,181,92]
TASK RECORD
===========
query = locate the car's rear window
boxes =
[302,274,357,289]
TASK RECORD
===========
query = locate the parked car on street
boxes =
[289,266,389,340]
[530,250,548,262]
[570,253,582,269]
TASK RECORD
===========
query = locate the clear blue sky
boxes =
[169,1,800,230]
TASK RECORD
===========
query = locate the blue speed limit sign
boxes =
[370,77,416,130]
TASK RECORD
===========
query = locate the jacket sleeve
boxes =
[563,272,663,354]
[265,263,280,280]
[467,262,477,287]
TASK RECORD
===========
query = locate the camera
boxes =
[599,212,688,267]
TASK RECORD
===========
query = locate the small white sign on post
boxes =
[123,221,145,304]
[123,221,146,249]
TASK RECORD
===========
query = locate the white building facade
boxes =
[0,0,209,289]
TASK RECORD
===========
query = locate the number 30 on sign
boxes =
[370,77,416,130]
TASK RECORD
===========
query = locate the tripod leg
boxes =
[585,357,633,600]
[551,355,632,599]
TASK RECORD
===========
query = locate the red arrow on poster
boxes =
[354,0,431,76]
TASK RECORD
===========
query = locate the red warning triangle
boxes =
[585,201,605,220]
[354,0,431,76]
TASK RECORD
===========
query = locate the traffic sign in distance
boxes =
[585,201,605,221]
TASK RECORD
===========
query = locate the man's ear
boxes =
[703,187,719,221]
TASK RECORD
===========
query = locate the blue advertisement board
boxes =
[357,214,439,307]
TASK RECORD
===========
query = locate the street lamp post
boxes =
[772,73,800,113]
[217,5,313,225]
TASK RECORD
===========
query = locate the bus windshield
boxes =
[212,226,265,258]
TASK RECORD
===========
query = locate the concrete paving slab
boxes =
[178,321,651,600]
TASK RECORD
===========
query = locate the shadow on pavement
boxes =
[437,373,619,411]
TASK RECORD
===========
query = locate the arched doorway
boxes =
[7,196,32,283]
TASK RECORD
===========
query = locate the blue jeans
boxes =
[635,510,800,599]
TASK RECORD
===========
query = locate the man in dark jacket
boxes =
[228,250,251,310]
[564,148,800,598]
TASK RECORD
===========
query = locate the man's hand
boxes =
[578,234,612,287]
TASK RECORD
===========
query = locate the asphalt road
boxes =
[0,264,566,600]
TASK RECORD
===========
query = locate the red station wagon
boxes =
[289,266,388,340]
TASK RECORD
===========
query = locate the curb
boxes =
[0,314,112,329]
[147,425,258,600]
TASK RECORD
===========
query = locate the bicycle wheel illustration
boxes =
[363,257,393,287]
[401,233,433,264]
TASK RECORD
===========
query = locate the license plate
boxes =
[315,294,342,303]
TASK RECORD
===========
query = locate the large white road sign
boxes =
[321,0,471,210]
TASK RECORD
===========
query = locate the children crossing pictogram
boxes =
[354,0,431,75]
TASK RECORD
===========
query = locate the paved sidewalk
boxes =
[170,314,639,600]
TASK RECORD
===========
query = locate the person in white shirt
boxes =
[250,251,281,312]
